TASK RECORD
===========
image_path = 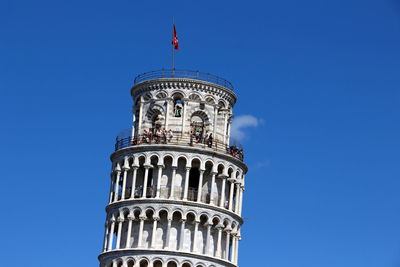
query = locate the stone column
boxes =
[216,223,224,257]
[235,233,241,264]
[234,182,241,213]
[169,166,177,199]
[138,101,143,135]
[179,218,186,250]
[219,176,227,208]
[113,169,121,202]
[209,172,217,205]
[228,178,236,211]
[137,215,146,248]
[102,221,109,252]
[115,217,124,249]
[121,167,129,200]
[151,216,160,248]
[181,100,187,135]
[204,222,212,255]
[129,167,138,199]
[196,170,205,203]
[213,106,217,144]
[239,185,244,215]
[155,165,163,198]
[183,167,190,201]
[164,218,172,249]
[224,229,231,260]
[141,166,150,198]
[107,218,116,251]
[108,173,114,204]
[164,99,170,129]
[192,220,200,253]
[231,233,237,262]
[125,214,134,249]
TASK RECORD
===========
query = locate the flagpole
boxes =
[172,18,175,72]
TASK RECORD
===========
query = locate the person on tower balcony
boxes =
[167,129,174,142]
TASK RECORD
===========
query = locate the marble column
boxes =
[192,220,200,253]
[141,166,150,198]
[219,176,227,208]
[183,167,190,201]
[169,167,177,199]
[125,214,134,249]
[151,216,160,248]
[164,218,172,249]
[113,169,121,202]
[204,222,212,255]
[224,229,231,260]
[228,178,236,211]
[137,215,146,248]
[107,218,116,251]
[179,218,186,250]
[216,223,224,257]
[234,182,241,213]
[121,167,129,200]
[102,221,109,252]
[209,172,217,205]
[155,165,163,198]
[115,217,124,249]
[196,170,205,203]
[129,167,138,199]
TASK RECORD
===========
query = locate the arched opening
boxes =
[182,263,191,267]
[161,156,173,198]
[188,159,201,201]
[116,261,123,267]
[190,115,204,143]
[135,156,146,198]
[172,93,184,117]
[167,261,178,267]
[139,259,149,267]
[153,260,163,267]
[127,259,135,267]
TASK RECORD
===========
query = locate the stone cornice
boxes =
[106,198,243,225]
[98,249,237,267]
[110,144,248,173]
[131,78,237,107]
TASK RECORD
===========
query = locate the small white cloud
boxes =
[231,115,262,141]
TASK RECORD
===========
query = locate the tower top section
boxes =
[131,69,237,108]
[133,69,235,91]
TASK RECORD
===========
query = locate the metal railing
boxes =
[115,133,244,161]
[133,69,234,91]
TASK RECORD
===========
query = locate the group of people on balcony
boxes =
[227,145,244,160]
[142,128,174,144]
[190,129,213,148]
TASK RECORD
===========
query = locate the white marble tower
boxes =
[99,69,247,267]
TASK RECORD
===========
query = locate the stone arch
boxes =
[190,110,210,125]
[138,258,150,267]
[142,92,153,102]
[152,259,163,267]
[126,258,135,267]
[155,91,168,99]
[182,262,192,267]
[189,93,202,102]
[205,95,216,105]
[166,259,178,267]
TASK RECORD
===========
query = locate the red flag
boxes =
[172,24,179,50]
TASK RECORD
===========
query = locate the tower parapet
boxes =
[99,69,247,267]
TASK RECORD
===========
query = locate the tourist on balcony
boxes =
[167,129,174,142]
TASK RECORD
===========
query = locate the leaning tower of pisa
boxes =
[99,69,247,267]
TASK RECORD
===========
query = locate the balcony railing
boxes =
[115,133,244,161]
[133,69,234,91]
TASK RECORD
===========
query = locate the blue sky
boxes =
[1,0,400,266]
